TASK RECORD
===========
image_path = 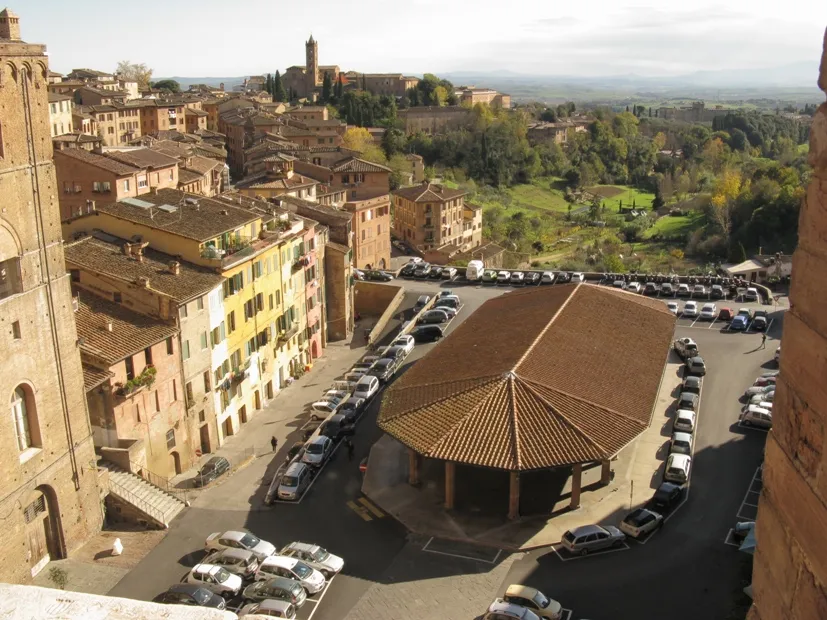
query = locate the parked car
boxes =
[740,405,773,429]
[664,453,692,484]
[752,310,769,331]
[301,436,334,468]
[309,400,339,421]
[524,272,541,286]
[237,599,297,619]
[719,307,734,321]
[556,272,572,283]
[435,297,460,311]
[205,531,276,561]
[367,358,398,382]
[413,263,432,278]
[153,584,227,609]
[254,556,326,594]
[744,384,776,398]
[673,409,697,433]
[682,375,701,395]
[193,456,231,487]
[677,283,691,297]
[411,325,444,343]
[661,282,675,296]
[644,282,660,295]
[677,392,699,412]
[352,269,364,281]
[699,303,717,320]
[482,270,498,284]
[496,270,511,284]
[710,284,725,299]
[667,301,679,316]
[425,266,441,279]
[753,374,778,387]
[363,270,393,282]
[612,279,625,289]
[682,301,698,317]
[285,442,305,463]
[441,267,457,279]
[391,334,415,355]
[560,524,625,556]
[408,257,423,264]
[502,584,563,620]
[242,577,307,608]
[277,463,312,501]
[626,282,642,293]
[438,289,455,298]
[619,508,663,539]
[570,272,585,282]
[418,309,451,325]
[685,356,706,376]
[279,542,344,579]
[775,345,781,364]
[203,548,260,580]
[484,600,542,620]
[750,391,775,405]
[673,337,699,360]
[339,397,365,423]
[399,263,416,278]
[671,432,693,455]
[413,295,431,313]
[692,284,706,297]
[744,400,773,413]
[649,482,684,512]
[184,564,243,598]
[541,271,556,285]
[382,345,408,364]
[353,375,380,400]
[320,414,355,441]
[745,287,760,302]
[730,315,749,331]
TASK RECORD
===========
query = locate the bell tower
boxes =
[0,8,21,40]
[305,34,319,94]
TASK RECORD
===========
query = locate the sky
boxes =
[18,0,827,79]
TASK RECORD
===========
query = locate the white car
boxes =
[484,600,542,620]
[744,384,775,398]
[301,436,333,467]
[502,585,563,620]
[741,405,772,429]
[677,283,691,296]
[626,282,642,293]
[184,564,243,597]
[322,390,348,402]
[699,303,717,320]
[682,301,698,317]
[254,556,326,594]
[667,301,679,316]
[205,531,276,561]
[753,375,778,387]
[619,508,663,539]
[391,334,415,356]
[441,267,457,279]
[673,409,696,433]
[671,431,693,455]
[571,272,585,282]
[664,453,691,484]
[279,542,344,579]
[541,271,556,285]
[408,257,423,264]
[309,400,339,420]
[237,599,297,619]
[497,271,511,284]
[750,390,775,404]
[745,287,759,301]
[510,271,525,285]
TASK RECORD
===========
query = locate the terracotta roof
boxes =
[392,182,466,203]
[276,196,352,222]
[54,148,139,176]
[325,241,350,254]
[235,173,317,191]
[379,284,675,471]
[74,287,179,366]
[105,148,178,170]
[331,157,391,174]
[66,234,223,303]
[52,133,102,144]
[187,108,209,117]
[185,155,223,174]
[82,363,114,392]
[48,92,72,102]
[95,188,259,242]
[178,169,203,184]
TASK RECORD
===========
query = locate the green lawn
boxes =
[587,185,656,210]
[643,210,706,239]
[473,181,570,215]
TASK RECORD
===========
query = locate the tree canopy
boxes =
[116,61,152,89]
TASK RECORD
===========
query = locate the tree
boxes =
[152,79,180,93]
[361,74,367,91]
[342,127,386,163]
[321,72,332,103]
[48,566,69,590]
[116,61,153,89]
[335,74,344,100]
[273,71,286,102]
[381,128,406,158]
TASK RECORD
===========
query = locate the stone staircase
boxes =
[101,463,187,528]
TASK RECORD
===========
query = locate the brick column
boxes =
[749,27,827,620]
[444,461,456,510]
[570,463,582,510]
[508,471,520,520]
[600,459,612,485]
[408,449,420,486]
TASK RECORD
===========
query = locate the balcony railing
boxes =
[292,255,310,272]
[277,322,300,344]
[200,236,256,267]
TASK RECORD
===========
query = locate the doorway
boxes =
[170,451,182,475]
[200,425,211,454]
[24,487,63,577]
[223,417,234,437]
[254,390,261,410]
[266,381,274,399]
[239,405,247,424]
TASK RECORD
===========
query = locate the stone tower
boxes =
[0,7,20,41]
[305,34,319,95]
[0,9,102,582]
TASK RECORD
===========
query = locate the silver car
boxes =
[560,524,625,555]
[203,548,259,580]
[279,542,344,579]
[277,462,312,501]
[301,436,333,468]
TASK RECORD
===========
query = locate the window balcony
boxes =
[277,322,300,344]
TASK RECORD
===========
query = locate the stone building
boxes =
[399,106,473,135]
[526,120,589,145]
[48,92,74,137]
[343,72,420,98]
[748,28,827,620]
[0,8,104,582]
[454,86,511,108]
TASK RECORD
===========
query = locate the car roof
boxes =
[356,375,376,384]
[489,599,530,616]
[569,524,605,536]
[505,584,540,599]
[221,530,247,542]
[684,376,701,384]
[256,600,293,612]
[307,435,330,446]
[416,295,430,302]
[284,462,307,476]
[673,431,693,441]
[261,555,299,570]
[676,409,696,418]
[668,453,691,466]
[193,564,223,577]
[284,541,320,554]
[210,547,253,560]
[657,481,680,493]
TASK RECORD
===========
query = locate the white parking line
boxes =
[723,529,740,548]
[552,542,631,561]
[421,537,503,564]
[305,577,335,620]
[732,465,763,523]
[561,609,573,620]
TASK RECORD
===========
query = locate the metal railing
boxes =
[109,476,167,525]
[130,461,189,502]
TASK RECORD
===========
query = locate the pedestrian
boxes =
[271,436,278,452]
[345,438,354,461]
[761,333,767,349]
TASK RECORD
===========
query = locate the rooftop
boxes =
[74,287,179,367]
[48,92,72,103]
[54,148,139,176]
[379,284,675,470]
[82,363,114,392]
[331,157,391,174]
[235,173,318,191]
[393,182,467,203]
[276,195,352,222]
[105,148,179,170]
[66,233,223,303]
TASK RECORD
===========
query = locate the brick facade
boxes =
[749,26,827,620]
[0,15,103,583]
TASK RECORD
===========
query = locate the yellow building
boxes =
[64,188,320,441]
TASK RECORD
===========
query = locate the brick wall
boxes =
[749,26,827,620]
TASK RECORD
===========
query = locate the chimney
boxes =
[105,321,113,332]
[220,209,229,215]
[135,276,150,288]
[122,242,133,256]
[150,187,158,195]
[168,261,181,275]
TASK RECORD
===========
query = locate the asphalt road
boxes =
[110,276,781,620]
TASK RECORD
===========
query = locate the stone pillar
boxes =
[408,449,420,486]
[601,459,612,485]
[444,461,455,510]
[749,29,827,620]
[508,471,520,520]
[570,463,582,510]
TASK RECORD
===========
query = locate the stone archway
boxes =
[24,485,64,577]
[170,451,182,475]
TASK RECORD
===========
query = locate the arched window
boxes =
[11,385,39,452]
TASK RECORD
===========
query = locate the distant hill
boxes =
[154,76,246,90]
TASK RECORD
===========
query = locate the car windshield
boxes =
[282,475,298,487]
[293,562,312,579]
[214,568,231,582]
[192,588,212,604]
[241,533,261,548]
[532,591,550,608]
[562,531,575,542]
[311,548,330,562]
[307,443,324,454]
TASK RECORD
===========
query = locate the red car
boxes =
[718,307,734,321]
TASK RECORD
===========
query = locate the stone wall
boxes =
[354,281,404,346]
[748,26,827,620]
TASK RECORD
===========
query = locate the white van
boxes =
[465,260,484,281]
[353,375,379,401]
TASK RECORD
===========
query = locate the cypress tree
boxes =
[322,72,332,103]
[273,70,286,102]
[361,74,367,91]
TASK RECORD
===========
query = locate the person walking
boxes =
[761,333,767,349]
[271,436,278,452]
[345,437,354,461]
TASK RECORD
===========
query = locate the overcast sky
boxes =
[20,0,827,78]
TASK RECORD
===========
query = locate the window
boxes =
[11,386,39,452]
[200,331,208,350]
[203,371,211,392]
[230,349,242,369]
[180,303,188,319]
[12,320,21,339]
[255,293,264,312]
[245,338,256,357]
[123,179,130,191]
[155,391,161,412]
[244,298,254,320]
[196,297,204,311]
[172,379,178,401]
[268,294,274,310]
[125,356,135,380]
[138,177,147,189]
[166,429,176,449]
[185,381,194,406]
[144,347,153,366]
[210,321,226,347]
[165,337,173,355]
[182,340,190,360]
[70,269,80,283]
[113,292,122,303]
[227,311,236,333]
[199,410,206,423]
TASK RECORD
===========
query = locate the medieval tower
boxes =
[305,34,319,94]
